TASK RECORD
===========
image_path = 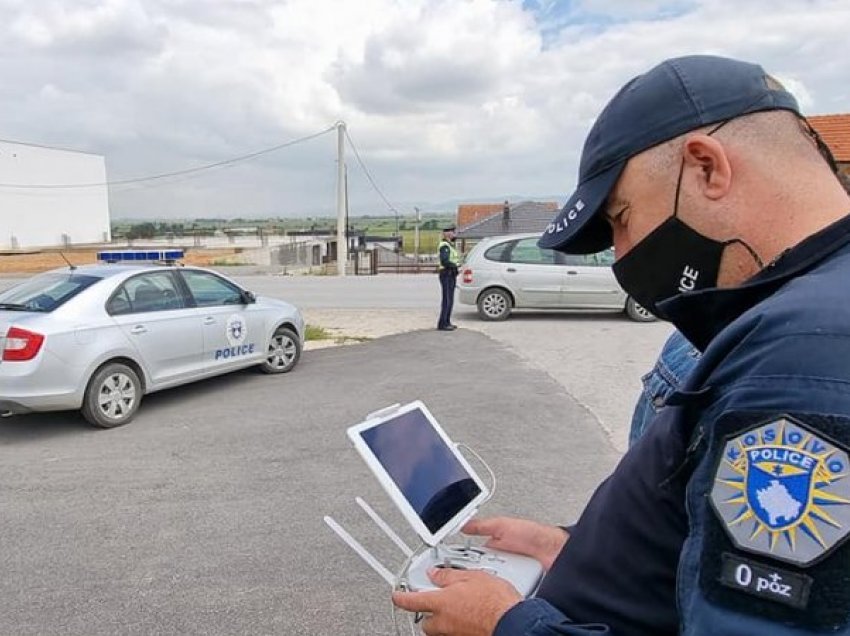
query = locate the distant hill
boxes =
[111,194,567,222]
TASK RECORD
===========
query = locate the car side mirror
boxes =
[242,290,257,304]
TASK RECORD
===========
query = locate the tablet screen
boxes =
[359,407,482,534]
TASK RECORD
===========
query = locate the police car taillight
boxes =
[462,268,473,284]
[3,327,45,361]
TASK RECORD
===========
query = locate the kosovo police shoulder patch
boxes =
[710,415,850,567]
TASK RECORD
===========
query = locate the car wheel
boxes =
[477,288,512,321]
[625,297,656,322]
[260,326,301,374]
[81,362,142,428]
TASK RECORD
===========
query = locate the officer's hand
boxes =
[462,516,568,570]
[392,567,522,636]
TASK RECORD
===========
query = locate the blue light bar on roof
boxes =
[97,249,184,263]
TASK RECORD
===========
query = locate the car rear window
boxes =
[0,273,102,312]
[483,241,514,262]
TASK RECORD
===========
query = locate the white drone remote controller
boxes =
[405,543,543,596]
[326,402,545,600]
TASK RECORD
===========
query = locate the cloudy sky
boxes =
[1,0,848,219]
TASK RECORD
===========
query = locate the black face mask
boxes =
[612,215,726,317]
[611,143,762,318]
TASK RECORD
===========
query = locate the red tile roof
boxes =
[457,204,504,228]
[808,114,850,163]
[457,201,558,229]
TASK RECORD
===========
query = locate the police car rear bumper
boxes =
[0,399,33,415]
[0,391,82,414]
[0,367,84,413]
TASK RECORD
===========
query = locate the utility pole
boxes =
[414,206,421,272]
[336,121,347,276]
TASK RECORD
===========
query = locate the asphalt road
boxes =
[0,271,673,634]
[227,274,673,451]
[0,329,619,635]
[0,272,674,450]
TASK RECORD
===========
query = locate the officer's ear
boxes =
[682,134,732,201]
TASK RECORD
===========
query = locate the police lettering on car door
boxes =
[215,315,256,360]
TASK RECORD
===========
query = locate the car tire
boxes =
[259,326,301,374]
[81,362,142,428]
[625,297,656,322]
[477,288,512,321]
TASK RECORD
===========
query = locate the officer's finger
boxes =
[419,614,444,636]
[461,516,502,537]
[391,589,442,614]
[427,566,475,588]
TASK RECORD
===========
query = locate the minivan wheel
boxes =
[82,362,142,428]
[260,327,301,374]
[477,288,512,321]
[625,297,656,322]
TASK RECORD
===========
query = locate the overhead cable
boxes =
[344,128,400,216]
[0,125,336,190]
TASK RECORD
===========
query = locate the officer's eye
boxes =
[608,205,630,228]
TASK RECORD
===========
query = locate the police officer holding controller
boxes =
[437,226,460,331]
[393,55,850,635]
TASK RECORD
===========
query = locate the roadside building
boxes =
[808,114,850,183]
[363,235,403,251]
[454,200,558,253]
[0,140,110,250]
[457,203,506,229]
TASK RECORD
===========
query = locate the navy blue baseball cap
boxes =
[539,55,801,254]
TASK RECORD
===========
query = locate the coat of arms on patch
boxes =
[710,415,850,566]
[226,314,247,346]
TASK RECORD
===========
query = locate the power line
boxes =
[0,125,336,190]
[344,128,400,217]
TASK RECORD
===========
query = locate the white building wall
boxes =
[0,140,110,249]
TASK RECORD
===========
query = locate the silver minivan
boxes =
[457,233,654,322]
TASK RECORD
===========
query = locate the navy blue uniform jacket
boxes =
[496,215,850,635]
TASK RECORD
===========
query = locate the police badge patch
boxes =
[226,314,247,347]
[710,415,850,566]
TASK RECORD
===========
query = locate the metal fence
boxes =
[373,245,437,274]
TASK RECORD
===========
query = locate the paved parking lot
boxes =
[0,272,671,634]
[227,274,673,452]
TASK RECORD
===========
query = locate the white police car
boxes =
[0,250,305,428]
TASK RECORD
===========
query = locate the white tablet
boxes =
[347,401,489,547]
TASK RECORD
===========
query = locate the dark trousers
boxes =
[438,269,457,328]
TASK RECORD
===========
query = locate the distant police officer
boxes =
[437,226,459,331]
[393,55,850,635]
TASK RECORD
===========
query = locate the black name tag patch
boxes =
[719,553,812,609]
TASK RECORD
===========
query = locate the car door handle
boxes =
[506,268,516,273]
[566,270,578,275]
[130,325,147,335]
[203,317,216,325]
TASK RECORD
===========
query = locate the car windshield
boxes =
[0,273,102,312]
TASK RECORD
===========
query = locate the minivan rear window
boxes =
[0,273,102,312]
[484,241,515,262]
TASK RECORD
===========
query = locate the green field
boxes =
[112,213,455,254]
[367,228,442,253]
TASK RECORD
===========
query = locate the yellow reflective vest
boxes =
[438,240,459,271]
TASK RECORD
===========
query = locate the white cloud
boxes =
[0,0,847,218]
